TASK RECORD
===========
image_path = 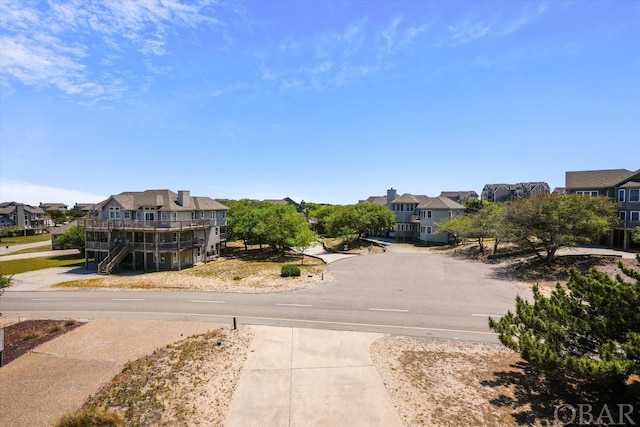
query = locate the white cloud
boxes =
[0,0,227,103]
[0,179,106,207]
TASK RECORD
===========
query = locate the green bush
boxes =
[281,264,301,277]
[55,407,122,427]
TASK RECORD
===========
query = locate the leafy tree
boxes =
[305,203,338,235]
[499,194,618,265]
[436,202,503,252]
[464,197,484,213]
[632,226,640,244]
[0,271,11,316]
[288,226,317,264]
[435,215,472,245]
[224,199,273,250]
[47,209,67,226]
[261,205,310,254]
[325,203,394,240]
[490,255,640,389]
[55,226,86,252]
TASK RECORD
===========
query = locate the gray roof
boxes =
[392,193,429,204]
[100,190,228,212]
[0,201,44,214]
[417,196,465,210]
[565,169,636,189]
[361,196,387,206]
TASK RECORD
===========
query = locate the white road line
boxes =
[471,314,503,317]
[191,300,226,304]
[276,303,312,307]
[112,299,146,301]
[368,308,409,312]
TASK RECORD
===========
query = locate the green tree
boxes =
[0,271,11,316]
[326,204,394,240]
[499,194,618,265]
[288,226,317,264]
[224,199,272,251]
[47,210,67,226]
[435,215,472,245]
[436,203,503,252]
[632,226,640,244]
[261,204,310,254]
[55,226,86,252]
[489,255,640,389]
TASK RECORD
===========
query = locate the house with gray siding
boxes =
[362,188,465,243]
[77,189,228,274]
[0,202,46,235]
[565,168,640,250]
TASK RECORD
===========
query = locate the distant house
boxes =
[77,189,229,274]
[439,191,479,204]
[39,202,68,212]
[51,220,78,249]
[73,203,98,217]
[0,201,47,235]
[481,182,550,202]
[565,168,640,250]
[361,188,465,243]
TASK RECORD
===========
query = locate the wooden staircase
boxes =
[98,240,131,275]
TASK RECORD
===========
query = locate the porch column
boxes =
[143,232,148,271]
[178,231,182,271]
[155,231,160,272]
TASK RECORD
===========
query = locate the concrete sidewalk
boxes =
[0,320,402,427]
[226,326,403,427]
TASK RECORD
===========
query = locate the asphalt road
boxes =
[0,250,530,343]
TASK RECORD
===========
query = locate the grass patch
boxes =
[0,244,53,256]
[0,253,84,275]
[54,278,107,288]
[0,234,50,246]
[55,407,122,427]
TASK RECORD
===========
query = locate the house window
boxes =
[630,211,640,221]
[215,227,218,236]
[426,226,432,234]
[427,210,432,219]
[619,190,625,202]
[191,212,196,220]
[109,207,120,219]
[577,191,599,197]
[448,211,453,217]
[124,211,131,219]
[161,212,168,221]
[144,207,155,221]
[630,190,640,202]
[619,211,627,220]
[172,212,177,221]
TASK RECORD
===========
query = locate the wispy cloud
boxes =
[443,3,549,46]
[0,0,229,103]
[263,16,431,94]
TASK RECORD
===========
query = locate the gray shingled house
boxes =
[362,188,465,243]
[565,168,640,250]
[78,189,228,274]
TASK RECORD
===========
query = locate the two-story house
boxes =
[0,202,47,235]
[78,189,228,274]
[565,169,640,250]
[362,188,465,243]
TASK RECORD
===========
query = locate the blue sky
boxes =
[1,0,639,206]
